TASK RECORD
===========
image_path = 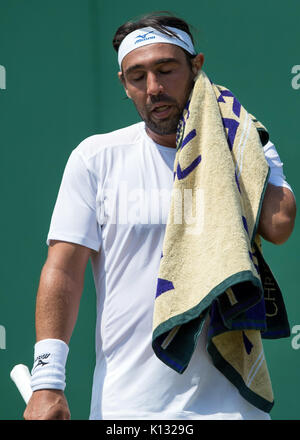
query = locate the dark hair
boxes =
[112,11,196,68]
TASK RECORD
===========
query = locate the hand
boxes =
[23,389,71,420]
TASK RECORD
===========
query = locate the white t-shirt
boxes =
[47,122,291,420]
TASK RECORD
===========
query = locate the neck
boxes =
[145,126,177,148]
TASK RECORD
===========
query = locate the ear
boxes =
[118,71,132,99]
[191,53,205,76]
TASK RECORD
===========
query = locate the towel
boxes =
[152,70,290,413]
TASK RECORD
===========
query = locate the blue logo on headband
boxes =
[135,31,156,44]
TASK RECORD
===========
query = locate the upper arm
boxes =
[258,184,296,245]
[45,240,93,285]
[259,140,296,244]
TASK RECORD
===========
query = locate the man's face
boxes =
[120,44,199,136]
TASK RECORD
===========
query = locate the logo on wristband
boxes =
[33,352,51,370]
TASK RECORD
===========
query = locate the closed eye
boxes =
[129,68,173,83]
[133,71,171,80]
[131,74,145,81]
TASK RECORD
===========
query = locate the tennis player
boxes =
[24,12,296,420]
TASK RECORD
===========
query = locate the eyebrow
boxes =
[124,57,180,76]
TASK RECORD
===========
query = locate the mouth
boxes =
[151,104,173,119]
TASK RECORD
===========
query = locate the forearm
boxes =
[25,241,89,420]
[35,262,83,344]
[258,184,296,245]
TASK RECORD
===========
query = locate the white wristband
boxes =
[30,338,69,392]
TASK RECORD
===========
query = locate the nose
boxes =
[146,72,163,96]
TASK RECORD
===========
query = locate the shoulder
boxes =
[73,122,144,162]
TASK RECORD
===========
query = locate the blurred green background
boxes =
[0,0,299,420]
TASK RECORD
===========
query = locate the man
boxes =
[24,13,296,420]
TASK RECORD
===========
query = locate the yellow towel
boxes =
[152,70,290,412]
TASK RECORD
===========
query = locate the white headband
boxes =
[118,26,196,68]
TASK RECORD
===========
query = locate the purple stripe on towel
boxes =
[181,129,197,149]
[222,118,239,150]
[218,90,241,117]
[156,278,174,298]
[176,155,202,180]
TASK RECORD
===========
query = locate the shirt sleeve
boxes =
[46,149,102,252]
[263,140,294,193]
